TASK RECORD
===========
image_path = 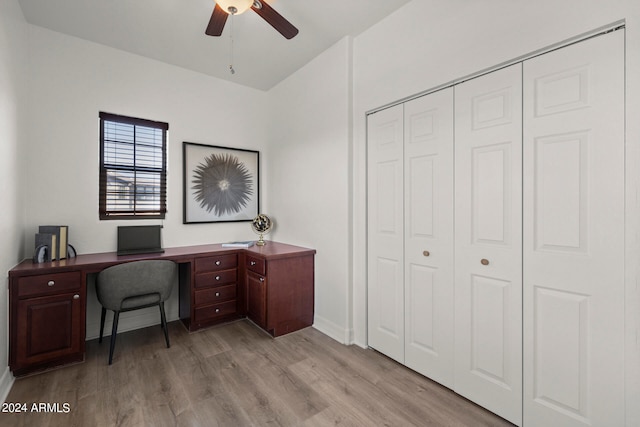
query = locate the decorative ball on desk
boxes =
[251,214,272,246]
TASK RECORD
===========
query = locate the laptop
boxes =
[117,225,165,256]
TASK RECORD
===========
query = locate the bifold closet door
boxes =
[404,89,454,387]
[523,30,625,426]
[454,64,523,426]
[367,104,405,363]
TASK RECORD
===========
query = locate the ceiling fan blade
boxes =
[205,3,228,36]
[252,1,299,39]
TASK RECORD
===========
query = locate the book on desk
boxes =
[221,241,255,248]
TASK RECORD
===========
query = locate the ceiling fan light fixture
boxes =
[216,0,254,15]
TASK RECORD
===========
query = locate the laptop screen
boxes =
[117,225,164,256]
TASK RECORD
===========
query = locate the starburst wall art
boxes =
[183,142,259,223]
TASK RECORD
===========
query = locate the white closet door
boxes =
[454,64,523,425]
[522,30,625,427]
[367,104,405,363]
[404,89,454,387]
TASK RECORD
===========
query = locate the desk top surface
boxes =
[9,241,315,277]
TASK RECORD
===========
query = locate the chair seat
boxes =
[121,293,161,311]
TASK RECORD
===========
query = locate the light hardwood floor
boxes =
[2,320,513,426]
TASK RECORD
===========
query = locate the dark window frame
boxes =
[99,112,169,220]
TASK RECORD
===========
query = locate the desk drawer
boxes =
[194,284,236,306]
[195,254,237,273]
[246,255,266,275]
[17,272,81,298]
[194,300,236,323]
[194,269,237,288]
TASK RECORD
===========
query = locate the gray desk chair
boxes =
[96,260,177,365]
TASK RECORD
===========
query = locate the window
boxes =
[99,112,168,219]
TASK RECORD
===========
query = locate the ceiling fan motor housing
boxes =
[216,0,254,15]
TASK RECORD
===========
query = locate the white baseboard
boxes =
[312,315,353,345]
[0,366,15,403]
[85,306,180,341]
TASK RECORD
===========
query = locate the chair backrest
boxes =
[96,260,177,311]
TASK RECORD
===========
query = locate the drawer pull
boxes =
[250,261,256,266]
[215,275,221,281]
[259,277,265,283]
[423,250,430,257]
[215,308,220,313]
[481,258,490,266]
[47,280,55,287]
[215,260,221,266]
[215,292,220,297]
[73,294,80,300]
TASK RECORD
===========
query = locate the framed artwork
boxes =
[183,142,259,223]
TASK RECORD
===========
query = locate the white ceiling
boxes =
[18,0,412,91]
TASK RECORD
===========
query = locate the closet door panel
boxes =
[404,88,454,387]
[523,30,624,427]
[367,104,405,363]
[454,64,523,426]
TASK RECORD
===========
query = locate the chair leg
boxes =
[108,311,120,365]
[159,302,170,348]
[99,307,106,344]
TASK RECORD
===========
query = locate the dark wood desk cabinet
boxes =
[245,252,314,337]
[8,241,315,376]
[11,271,86,376]
[188,253,242,330]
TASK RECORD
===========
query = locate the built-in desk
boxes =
[8,241,315,376]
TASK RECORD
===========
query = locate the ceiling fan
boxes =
[206,0,299,40]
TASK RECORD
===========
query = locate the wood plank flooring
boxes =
[1,320,513,426]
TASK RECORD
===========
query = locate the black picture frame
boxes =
[183,142,259,224]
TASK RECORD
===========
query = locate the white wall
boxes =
[0,0,28,401]
[24,26,269,338]
[266,38,353,343]
[25,26,269,255]
[351,0,640,424]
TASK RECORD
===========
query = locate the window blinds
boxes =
[99,112,168,219]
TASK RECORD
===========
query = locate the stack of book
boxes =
[34,225,69,262]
